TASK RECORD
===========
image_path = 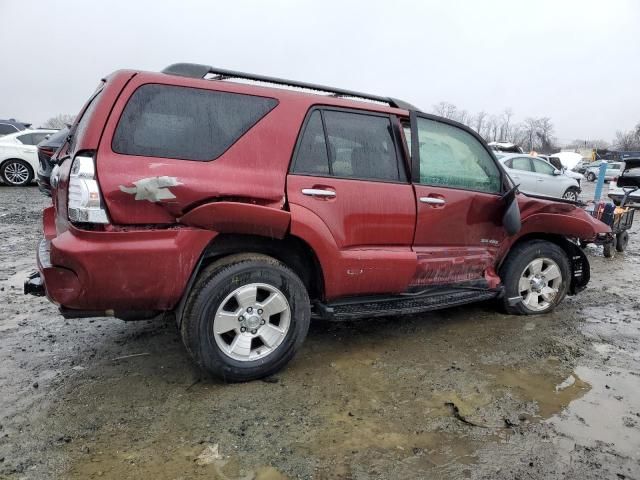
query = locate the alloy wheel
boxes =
[212,283,291,362]
[4,161,30,185]
[518,257,563,312]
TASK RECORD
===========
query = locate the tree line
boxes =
[431,101,640,153]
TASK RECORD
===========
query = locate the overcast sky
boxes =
[1,0,638,144]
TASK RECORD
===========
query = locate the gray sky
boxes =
[1,0,638,144]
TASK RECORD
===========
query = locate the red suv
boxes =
[25,64,610,381]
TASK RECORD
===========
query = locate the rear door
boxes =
[286,107,416,296]
[408,113,506,286]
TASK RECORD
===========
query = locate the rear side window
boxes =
[17,133,35,145]
[293,108,403,182]
[112,84,277,161]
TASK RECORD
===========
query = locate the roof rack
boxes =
[161,63,418,111]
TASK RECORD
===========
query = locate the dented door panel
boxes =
[412,185,505,285]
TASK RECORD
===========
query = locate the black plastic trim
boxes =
[162,63,418,110]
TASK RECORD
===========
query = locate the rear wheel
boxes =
[562,187,579,202]
[586,172,596,182]
[500,241,570,315]
[181,254,310,382]
[1,159,33,186]
[616,231,629,252]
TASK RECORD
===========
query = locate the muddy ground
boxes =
[0,182,638,480]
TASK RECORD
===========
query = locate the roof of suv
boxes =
[161,63,420,112]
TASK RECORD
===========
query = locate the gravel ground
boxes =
[0,182,639,480]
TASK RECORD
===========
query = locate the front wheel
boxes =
[181,254,310,382]
[586,172,596,182]
[562,187,579,202]
[500,241,570,315]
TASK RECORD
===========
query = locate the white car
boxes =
[0,129,57,186]
[497,153,581,201]
[608,158,640,205]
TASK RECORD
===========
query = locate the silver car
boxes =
[585,161,622,182]
[497,154,581,201]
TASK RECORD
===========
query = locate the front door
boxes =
[408,113,507,286]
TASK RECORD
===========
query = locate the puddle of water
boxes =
[548,366,640,458]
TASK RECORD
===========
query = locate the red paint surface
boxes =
[38,67,612,313]
[179,202,290,239]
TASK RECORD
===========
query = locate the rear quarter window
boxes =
[112,84,278,161]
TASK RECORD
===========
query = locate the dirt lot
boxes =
[0,182,639,480]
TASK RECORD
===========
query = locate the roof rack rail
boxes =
[161,63,418,111]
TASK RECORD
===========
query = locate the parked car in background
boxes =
[0,119,31,136]
[36,127,68,196]
[0,129,57,186]
[572,160,590,174]
[24,63,608,381]
[488,141,523,153]
[497,153,581,201]
[608,157,640,205]
[547,156,584,186]
[585,161,622,182]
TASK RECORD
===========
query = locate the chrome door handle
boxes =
[420,197,446,205]
[302,188,336,198]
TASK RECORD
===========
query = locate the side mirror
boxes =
[553,169,561,175]
[501,185,521,236]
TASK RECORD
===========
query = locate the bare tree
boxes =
[501,108,514,141]
[473,111,487,135]
[42,114,75,129]
[614,130,640,150]
[432,101,458,119]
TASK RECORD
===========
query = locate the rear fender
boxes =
[178,201,290,239]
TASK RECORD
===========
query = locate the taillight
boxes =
[68,156,109,224]
[39,146,56,157]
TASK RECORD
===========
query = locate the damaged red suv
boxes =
[25,64,610,381]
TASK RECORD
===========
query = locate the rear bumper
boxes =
[26,207,215,314]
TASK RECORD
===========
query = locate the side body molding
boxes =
[178,202,291,239]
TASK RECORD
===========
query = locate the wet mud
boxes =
[0,184,638,479]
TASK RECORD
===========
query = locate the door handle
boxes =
[302,188,336,198]
[419,197,446,205]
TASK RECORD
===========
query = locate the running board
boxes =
[314,287,501,321]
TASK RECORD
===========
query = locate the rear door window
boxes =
[292,108,404,182]
[112,84,278,161]
[510,157,533,171]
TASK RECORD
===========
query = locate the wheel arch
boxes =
[173,233,324,327]
[499,232,589,295]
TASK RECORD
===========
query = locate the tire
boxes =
[603,241,615,258]
[181,253,311,382]
[562,187,579,202]
[616,231,629,252]
[586,172,596,182]
[499,240,570,315]
[1,159,33,186]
